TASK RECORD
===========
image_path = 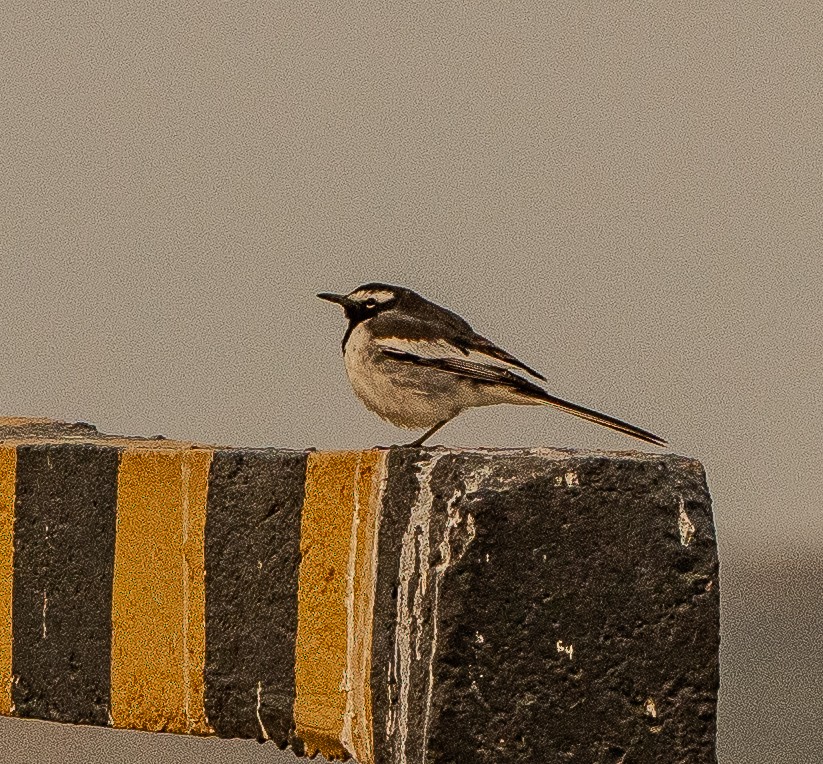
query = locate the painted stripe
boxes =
[294,450,385,760]
[11,444,119,725]
[0,446,16,715]
[343,449,387,764]
[110,448,212,733]
[204,450,307,745]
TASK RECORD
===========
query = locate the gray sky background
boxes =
[1,2,821,763]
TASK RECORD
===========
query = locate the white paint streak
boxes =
[422,465,484,763]
[420,488,458,758]
[411,526,431,662]
[644,697,657,719]
[678,497,695,546]
[41,591,48,639]
[180,455,192,728]
[388,454,443,764]
[425,508,478,758]
[389,457,488,764]
[256,681,271,740]
[359,457,387,764]
[341,453,363,756]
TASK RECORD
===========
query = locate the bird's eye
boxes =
[364,298,377,309]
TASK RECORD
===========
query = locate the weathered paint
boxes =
[0,446,16,715]
[294,450,384,760]
[343,449,387,764]
[110,448,212,733]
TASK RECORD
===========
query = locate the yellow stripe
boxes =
[294,450,384,760]
[0,446,16,716]
[110,448,213,733]
[345,450,386,764]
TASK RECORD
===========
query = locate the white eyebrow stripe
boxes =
[376,337,521,370]
[351,289,396,303]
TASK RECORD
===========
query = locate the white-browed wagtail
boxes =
[318,283,666,448]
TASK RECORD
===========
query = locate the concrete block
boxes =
[0,418,719,763]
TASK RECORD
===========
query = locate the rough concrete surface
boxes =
[372,449,718,764]
[0,421,719,763]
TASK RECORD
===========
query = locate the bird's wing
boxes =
[376,338,547,394]
[377,337,667,447]
[371,307,546,381]
[453,333,547,381]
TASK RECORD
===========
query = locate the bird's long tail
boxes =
[532,389,667,447]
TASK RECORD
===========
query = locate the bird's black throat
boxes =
[341,315,366,352]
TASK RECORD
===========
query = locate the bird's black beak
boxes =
[317,292,350,308]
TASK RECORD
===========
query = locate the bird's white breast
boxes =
[343,322,464,429]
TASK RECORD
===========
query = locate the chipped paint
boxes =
[388,454,443,763]
[424,488,477,756]
[678,498,695,546]
[388,455,485,764]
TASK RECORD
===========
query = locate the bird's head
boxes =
[317,283,405,324]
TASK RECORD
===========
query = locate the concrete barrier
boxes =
[0,418,719,763]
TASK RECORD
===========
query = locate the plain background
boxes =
[1,2,821,762]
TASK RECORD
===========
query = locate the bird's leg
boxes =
[405,418,453,447]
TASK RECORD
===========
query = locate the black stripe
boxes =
[204,449,307,746]
[11,444,119,725]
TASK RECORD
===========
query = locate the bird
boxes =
[317,283,666,448]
